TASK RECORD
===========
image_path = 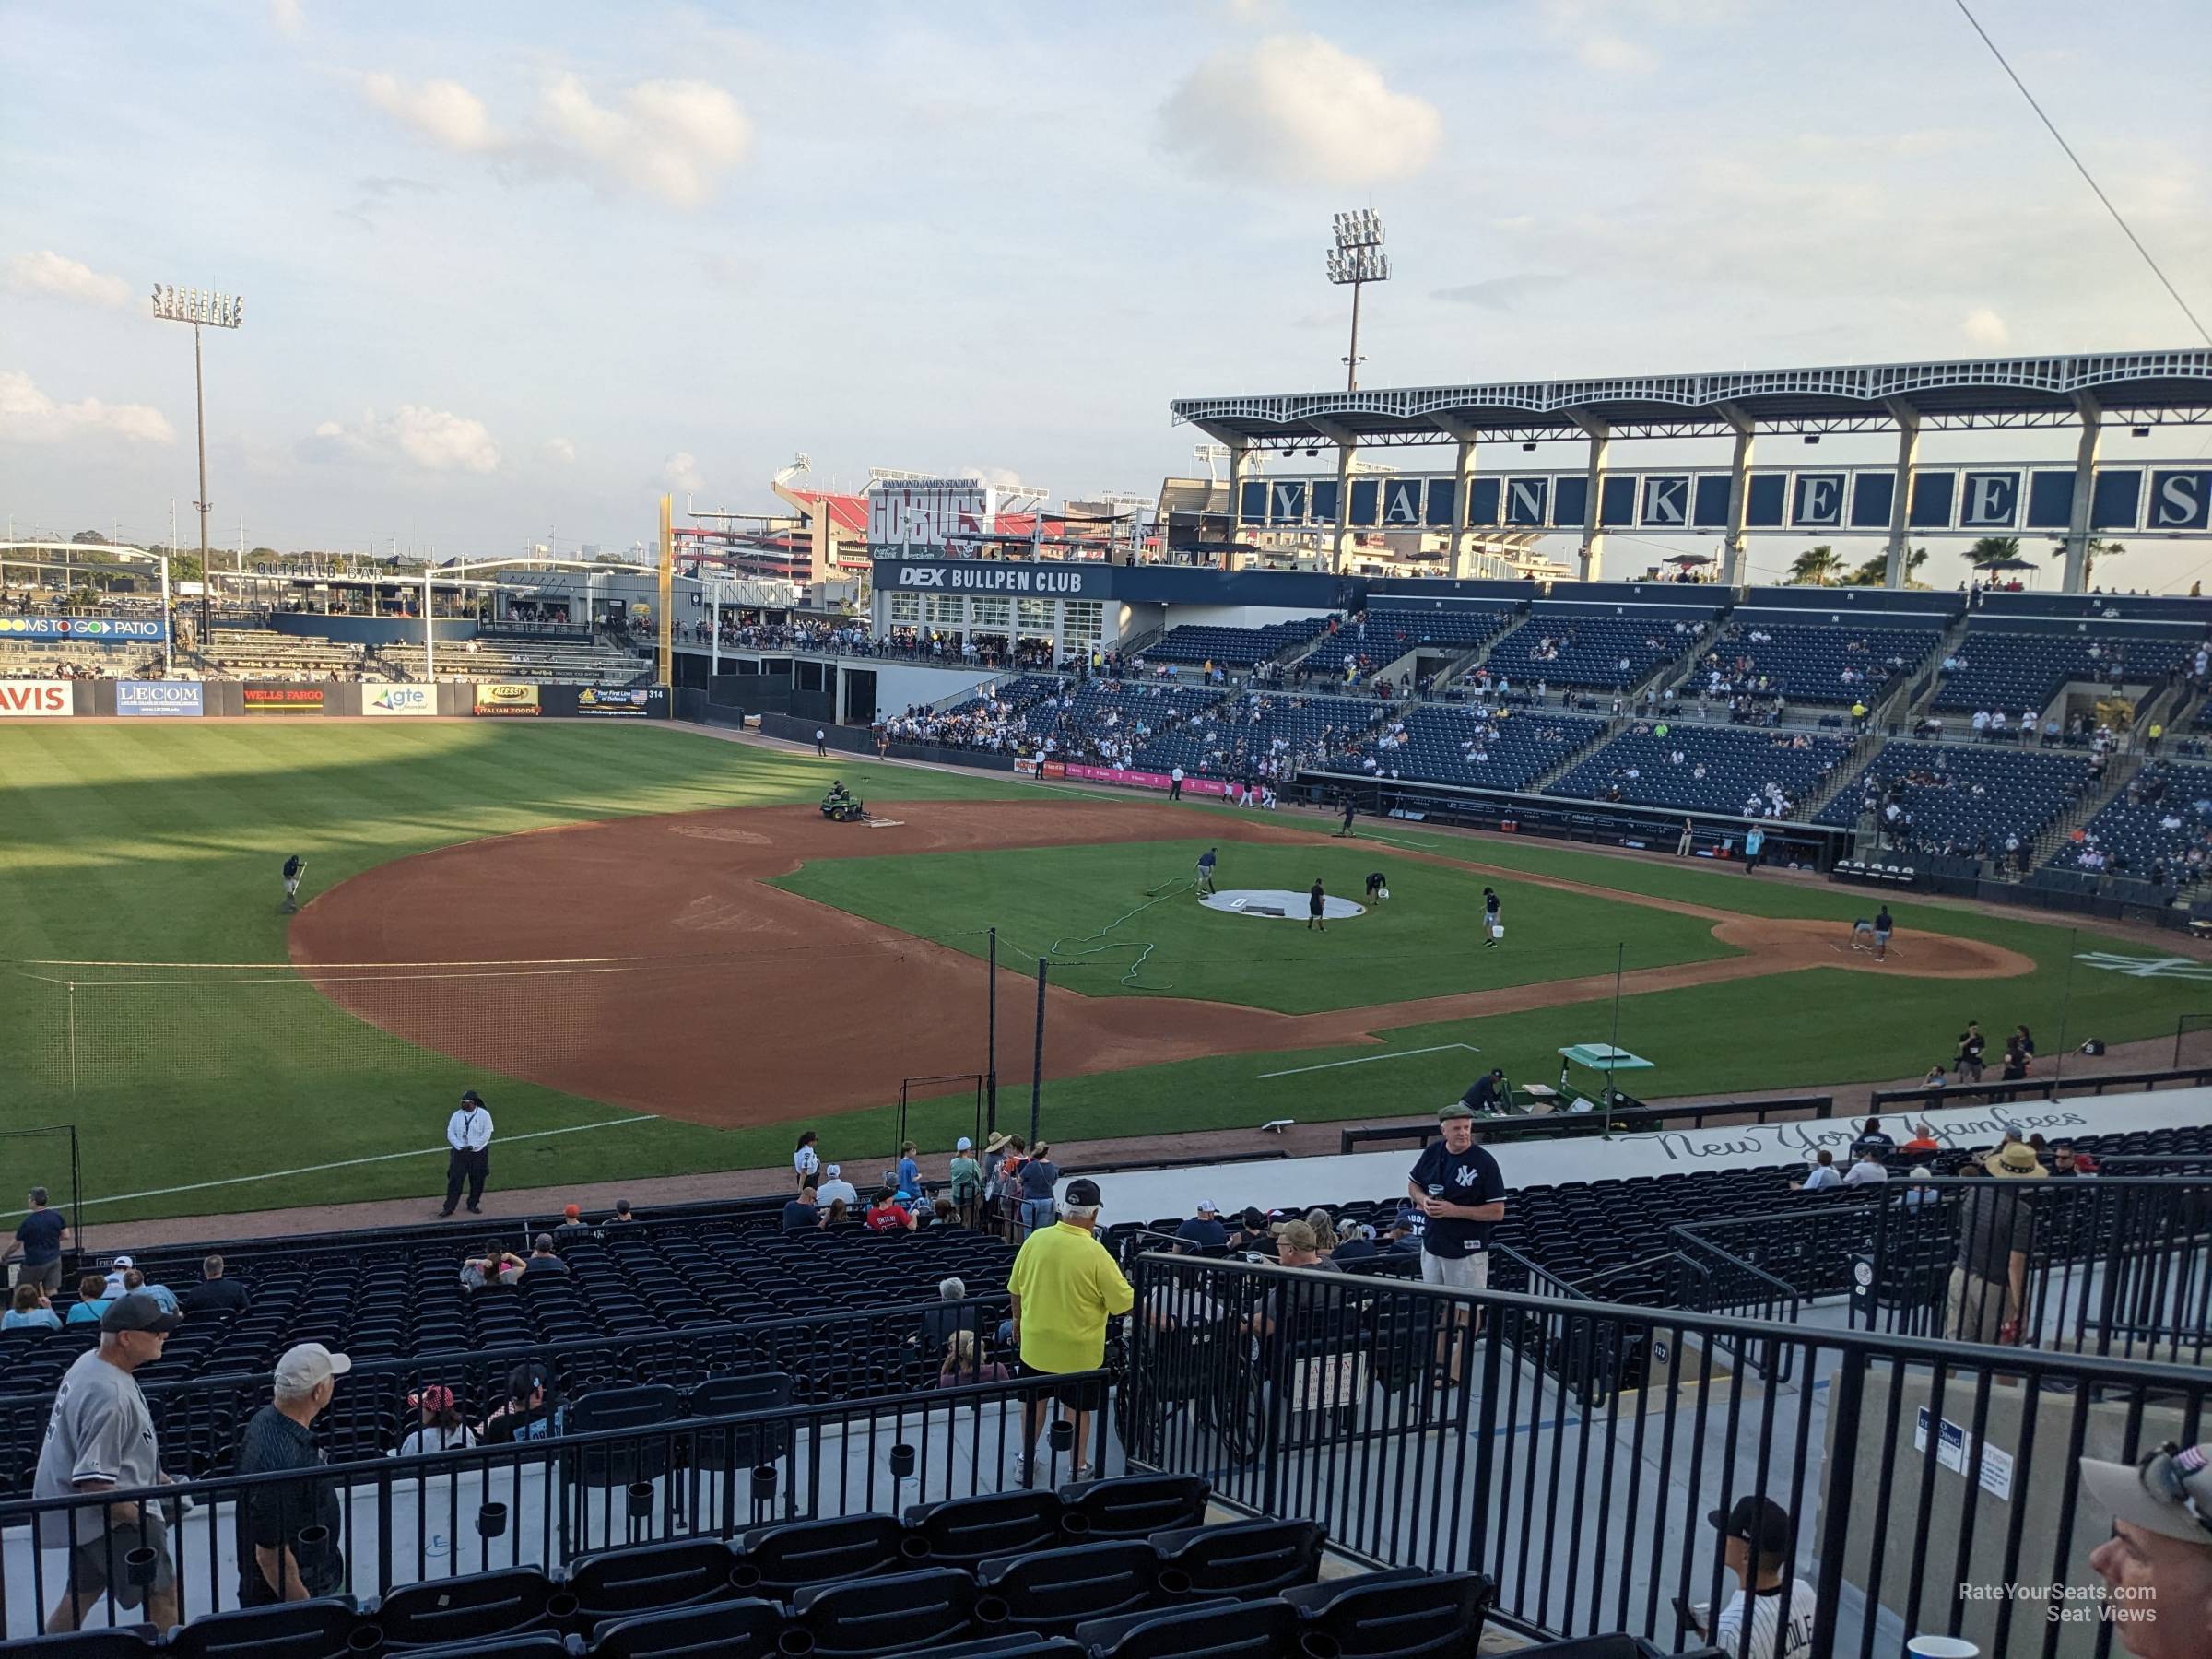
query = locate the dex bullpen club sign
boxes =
[116,682,203,717]
[243,685,325,713]
[0,680,73,717]
[474,682,540,716]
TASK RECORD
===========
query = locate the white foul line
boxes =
[1259,1041,1481,1079]
[29,1117,652,1216]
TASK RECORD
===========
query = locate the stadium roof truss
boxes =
[1171,349,2212,448]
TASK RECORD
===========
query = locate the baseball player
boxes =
[1482,886,1502,949]
[1195,846,1218,895]
[281,853,306,913]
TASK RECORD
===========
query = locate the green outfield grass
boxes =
[1,721,2201,1227]
[771,839,1736,1012]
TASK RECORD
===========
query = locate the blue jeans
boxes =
[1020,1198,1056,1237]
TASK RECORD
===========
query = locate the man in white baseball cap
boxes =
[2080,1441,2212,1658]
[236,1343,351,1606]
[1174,1200,1228,1253]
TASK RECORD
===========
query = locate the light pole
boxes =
[1325,210,1389,393]
[151,284,243,646]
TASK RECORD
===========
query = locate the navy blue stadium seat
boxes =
[789,1565,981,1657]
[974,1539,1160,1632]
[559,1536,738,1630]
[1149,617,1332,668]
[1073,1596,1299,1659]
[1549,723,1852,818]
[1152,1517,1325,1599]
[584,1597,786,1659]
[1335,704,1606,792]
[733,1512,914,1598]
[904,1488,1066,1565]
[1056,1473,1209,1539]
[4,1630,159,1659]
[1286,1568,1495,1656]
[370,1568,561,1649]
[162,1598,365,1659]
[565,1383,681,1488]
[392,1638,574,1659]
[1483,609,1717,692]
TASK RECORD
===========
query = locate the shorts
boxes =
[65,1513,175,1609]
[284,877,300,897]
[21,1259,62,1294]
[1873,929,1892,945]
[1018,1359,1107,1414]
[1419,1251,1489,1292]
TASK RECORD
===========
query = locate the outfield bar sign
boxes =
[116,682,203,717]
[474,683,540,716]
[364,685,435,717]
[0,616,167,641]
[574,687,666,718]
[243,685,325,713]
[0,680,72,718]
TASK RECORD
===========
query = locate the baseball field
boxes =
[2,719,2203,1227]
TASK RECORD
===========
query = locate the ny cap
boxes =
[275,1342,351,1394]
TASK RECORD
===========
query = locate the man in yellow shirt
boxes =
[1006,1176,1132,1484]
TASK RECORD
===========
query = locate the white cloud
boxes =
[1963,308,2009,347]
[537,76,752,208]
[0,370,173,444]
[542,436,577,465]
[662,452,706,492]
[6,250,134,309]
[1578,33,1658,74]
[309,406,501,473]
[270,0,303,39]
[1159,34,1441,188]
[361,73,498,153]
[1433,274,1567,311]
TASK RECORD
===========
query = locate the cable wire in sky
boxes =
[1950,0,2210,348]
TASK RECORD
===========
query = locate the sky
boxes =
[2,0,2209,588]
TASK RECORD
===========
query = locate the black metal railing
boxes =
[1870,1061,2212,1114]
[1124,1250,2211,1658]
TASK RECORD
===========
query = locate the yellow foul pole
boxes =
[657,494,674,687]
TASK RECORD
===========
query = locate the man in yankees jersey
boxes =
[1408,1102,1507,1385]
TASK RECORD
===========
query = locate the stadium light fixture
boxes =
[151,282,244,641]
[1325,209,1389,394]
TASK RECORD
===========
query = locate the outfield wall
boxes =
[0,681,671,719]
[1067,1086,2212,1222]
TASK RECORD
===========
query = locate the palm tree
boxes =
[2048,537,2126,584]
[1965,535,2022,569]
[1844,547,1929,586]
[1789,545,1842,585]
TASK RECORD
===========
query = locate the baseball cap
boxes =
[460,1089,484,1107]
[409,1384,457,1412]
[274,1342,351,1394]
[1984,1142,2048,1179]
[1194,1199,1219,1216]
[507,1359,555,1402]
[1439,1102,1477,1122]
[1063,1177,1103,1207]
[1709,1495,1794,1559]
[100,1292,182,1335]
[825,1164,841,1179]
[1275,1219,1320,1252]
[2079,1443,2212,1545]
[111,1254,134,1269]
[955,1136,973,1152]
[562,1204,581,1221]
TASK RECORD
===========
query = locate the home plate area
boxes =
[1201,888,1368,921]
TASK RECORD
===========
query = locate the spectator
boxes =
[63,1274,111,1326]
[1017,1143,1061,1238]
[31,1293,183,1633]
[1947,1141,2046,1342]
[459,1241,525,1289]
[5,1282,61,1331]
[1842,1148,1890,1188]
[609,1199,636,1224]
[100,1254,135,1299]
[2002,1039,2032,1082]
[1301,1208,1341,1255]
[1791,1150,1842,1192]
[1174,1200,1229,1253]
[921,1276,967,1353]
[937,1329,1011,1389]
[865,1188,916,1232]
[2052,1141,2080,1177]
[1382,1202,1425,1254]
[1920,1065,1947,1088]
[1955,1021,1987,1082]
[1007,1177,1130,1487]
[1903,1167,1937,1206]
[4,1185,71,1295]
[121,1268,179,1318]
[553,1204,591,1235]
[182,1254,250,1316]
[897,1141,923,1197]
[394,1385,476,1458]
[2080,1440,2212,1659]
[816,1163,859,1210]
[524,1234,568,1276]
[824,1199,853,1228]
[1249,1219,1347,1338]
[1331,1222,1379,1265]
[1227,1206,1273,1253]
[793,1132,820,1192]
[482,1360,566,1444]
[1409,1102,1508,1384]
[947,1138,983,1229]
[235,1343,350,1606]
[1902,1121,1941,1154]
[1848,1118,1896,1160]
[783,1184,822,1233]
[1696,1497,1816,1657]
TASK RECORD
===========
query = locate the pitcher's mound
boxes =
[1202,888,1367,922]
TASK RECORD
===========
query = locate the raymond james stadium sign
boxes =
[888,562,1100,596]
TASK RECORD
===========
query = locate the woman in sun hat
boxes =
[1946,1138,2047,1343]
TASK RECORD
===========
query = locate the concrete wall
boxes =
[867,660,1004,719]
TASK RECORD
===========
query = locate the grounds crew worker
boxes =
[440,1089,494,1217]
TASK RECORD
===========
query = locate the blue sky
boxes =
[2,0,2207,586]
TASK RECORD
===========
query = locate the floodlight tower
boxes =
[1326,210,1389,393]
[151,284,243,641]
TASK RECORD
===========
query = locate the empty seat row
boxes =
[1147,617,1334,667]
[1481,609,1717,691]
